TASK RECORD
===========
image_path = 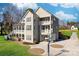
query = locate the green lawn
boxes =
[59,30,72,37]
[0,35,32,56]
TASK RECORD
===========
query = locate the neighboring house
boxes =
[67,22,79,29]
[13,7,59,43]
[71,25,78,30]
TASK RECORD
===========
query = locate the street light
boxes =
[47,29,53,56]
[47,30,51,56]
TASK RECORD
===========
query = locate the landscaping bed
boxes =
[51,44,64,48]
[29,48,45,55]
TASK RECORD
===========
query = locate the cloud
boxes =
[75,13,78,16]
[60,4,79,8]
[55,11,77,20]
[50,3,58,7]
[12,3,38,9]
[60,4,74,8]
[0,12,3,14]
[50,3,79,9]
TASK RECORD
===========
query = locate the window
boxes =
[19,34,21,37]
[22,26,24,30]
[41,25,50,30]
[17,34,18,37]
[22,34,24,37]
[26,25,31,30]
[40,17,49,21]
[19,26,21,30]
[22,34,24,39]
[17,26,18,30]
[26,17,31,22]
[42,26,45,30]
[45,17,49,21]
[13,27,16,30]
[26,35,31,40]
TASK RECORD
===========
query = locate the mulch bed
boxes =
[29,48,45,55]
[51,44,64,48]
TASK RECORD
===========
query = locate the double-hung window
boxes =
[26,25,31,30]
[26,17,31,22]
[26,35,31,40]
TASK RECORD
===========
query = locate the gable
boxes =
[20,10,33,23]
[25,11,33,18]
[36,8,51,18]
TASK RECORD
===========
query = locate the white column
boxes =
[32,16,34,43]
[21,26,22,39]
[50,16,52,42]
[24,21,26,41]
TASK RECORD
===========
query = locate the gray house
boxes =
[13,7,59,43]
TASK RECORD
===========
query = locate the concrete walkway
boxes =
[57,32,79,56]
[30,32,79,56]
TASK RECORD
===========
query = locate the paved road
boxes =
[30,32,79,56]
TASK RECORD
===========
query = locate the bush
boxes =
[55,31,71,42]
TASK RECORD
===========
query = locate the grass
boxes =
[59,30,72,37]
[0,35,32,56]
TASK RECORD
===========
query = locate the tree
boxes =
[25,8,33,12]
[2,5,23,34]
[3,11,13,34]
[67,22,76,25]
[0,21,3,35]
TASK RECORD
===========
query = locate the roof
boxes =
[13,7,59,27]
[35,7,52,15]
[13,9,35,26]
[35,7,59,20]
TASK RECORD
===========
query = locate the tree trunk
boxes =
[1,23,3,35]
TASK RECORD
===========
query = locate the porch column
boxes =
[49,16,52,42]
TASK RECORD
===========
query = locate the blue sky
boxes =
[0,3,79,22]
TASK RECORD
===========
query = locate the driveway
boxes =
[30,32,79,56]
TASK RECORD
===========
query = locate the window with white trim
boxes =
[26,35,31,40]
[19,26,21,30]
[22,34,24,39]
[26,17,31,22]
[26,25,31,30]
[22,26,24,30]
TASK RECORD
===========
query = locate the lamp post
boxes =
[48,39,50,56]
[47,29,53,56]
[48,30,51,56]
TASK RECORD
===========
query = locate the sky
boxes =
[0,3,79,22]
